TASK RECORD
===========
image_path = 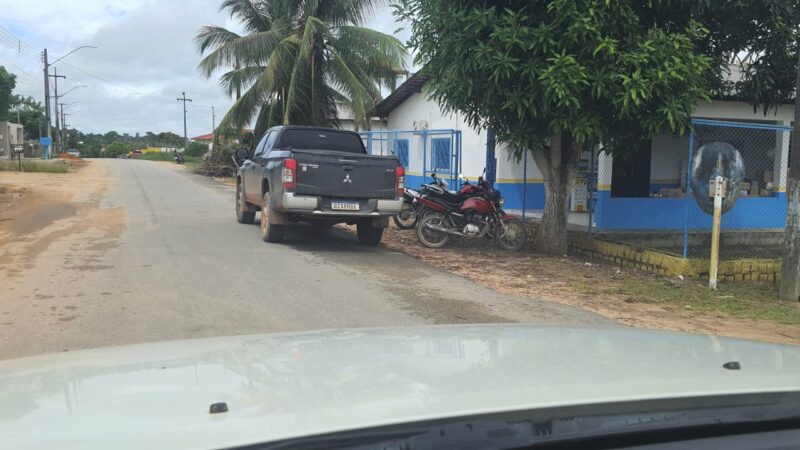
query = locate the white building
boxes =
[0,121,24,160]
[368,73,793,231]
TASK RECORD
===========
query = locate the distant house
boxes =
[370,72,793,231]
[0,121,24,160]
[192,129,254,150]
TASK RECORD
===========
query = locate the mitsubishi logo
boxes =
[343,174,353,183]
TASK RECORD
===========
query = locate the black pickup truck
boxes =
[235,126,405,245]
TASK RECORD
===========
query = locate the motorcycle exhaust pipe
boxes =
[424,223,465,237]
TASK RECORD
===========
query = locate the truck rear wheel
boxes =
[261,193,285,243]
[357,222,384,245]
[236,182,255,224]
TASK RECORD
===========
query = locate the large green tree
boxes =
[196,0,407,138]
[0,67,17,120]
[10,95,45,139]
[396,0,713,254]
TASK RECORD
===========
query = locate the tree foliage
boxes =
[197,0,408,138]
[185,141,209,157]
[395,0,713,156]
[9,95,45,139]
[104,140,132,158]
[0,66,17,120]
[395,0,716,253]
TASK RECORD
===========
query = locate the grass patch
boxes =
[0,160,69,173]
[138,153,200,164]
[616,275,800,325]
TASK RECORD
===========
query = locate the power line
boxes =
[0,26,41,61]
[0,25,40,52]
[0,57,41,82]
[59,60,138,92]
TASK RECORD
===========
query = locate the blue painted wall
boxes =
[405,174,546,210]
[649,182,681,193]
[496,182,546,210]
[595,190,787,230]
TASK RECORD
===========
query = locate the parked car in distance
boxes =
[116,154,129,159]
[235,126,404,245]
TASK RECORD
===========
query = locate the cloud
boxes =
[0,0,409,137]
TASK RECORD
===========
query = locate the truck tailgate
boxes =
[292,150,398,199]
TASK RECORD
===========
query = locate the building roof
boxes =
[192,129,253,141]
[191,133,214,141]
[374,72,430,118]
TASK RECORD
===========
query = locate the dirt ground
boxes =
[378,224,800,346]
[0,161,126,282]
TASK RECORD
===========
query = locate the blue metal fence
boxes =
[359,129,463,190]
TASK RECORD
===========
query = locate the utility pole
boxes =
[40,46,96,159]
[48,67,65,154]
[42,49,51,159]
[59,103,66,151]
[177,92,192,151]
[62,112,71,148]
[211,106,216,153]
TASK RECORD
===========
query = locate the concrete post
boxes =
[774,121,790,197]
[594,149,613,229]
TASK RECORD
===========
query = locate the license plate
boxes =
[331,201,360,211]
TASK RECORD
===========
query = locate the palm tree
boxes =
[196,0,407,137]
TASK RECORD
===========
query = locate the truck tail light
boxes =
[282,158,297,191]
[395,166,405,198]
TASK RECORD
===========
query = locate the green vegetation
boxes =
[9,95,45,140]
[138,152,200,165]
[66,130,188,158]
[184,141,209,157]
[0,66,16,120]
[0,160,69,173]
[395,0,799,255]
[196,0,407,137]
[615,276,800,325]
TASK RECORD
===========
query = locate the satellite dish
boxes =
[690,142,745,215]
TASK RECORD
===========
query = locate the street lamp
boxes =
[50,46,98,66]
[54,86,87,153]
[42,45,96,158]
[58,85,88,99]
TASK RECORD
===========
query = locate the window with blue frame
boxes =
[431,138,451,172]
[394,139,409,168]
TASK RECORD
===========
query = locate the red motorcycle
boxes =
[415,175,528,251]
[394,173,482,229]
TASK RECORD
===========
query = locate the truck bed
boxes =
[292,149,398,200]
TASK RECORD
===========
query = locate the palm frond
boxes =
[218,66,266,97]
[327,46,374,127]
[195,25,241,54]
[198,29,286,78]
[219,0,270,32]
[284,16,329,124]
[317,0,385,27]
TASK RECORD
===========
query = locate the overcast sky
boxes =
[0,0,410,138]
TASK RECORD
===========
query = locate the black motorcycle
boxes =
[174,153,185,164]
[393,174,447,229]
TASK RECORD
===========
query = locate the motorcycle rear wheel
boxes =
[416,212,450,248]
[393,203,418,229]
[494,219,528,251]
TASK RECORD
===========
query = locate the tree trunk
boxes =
[779,47,800,300]
[533,132,580,255]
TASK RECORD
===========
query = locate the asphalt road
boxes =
[0,159,611,359]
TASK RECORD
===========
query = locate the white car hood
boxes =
[0,325,798,449]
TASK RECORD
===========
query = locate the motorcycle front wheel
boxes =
[393,203,418,229]
[416,212,450,248]
[494,219,528,251]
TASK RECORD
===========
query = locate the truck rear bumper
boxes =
[281,193,403,216]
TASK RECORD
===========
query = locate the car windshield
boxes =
[0,1,798,449]
[277,129,366,154]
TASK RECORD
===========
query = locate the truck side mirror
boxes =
[235,148,249,160]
